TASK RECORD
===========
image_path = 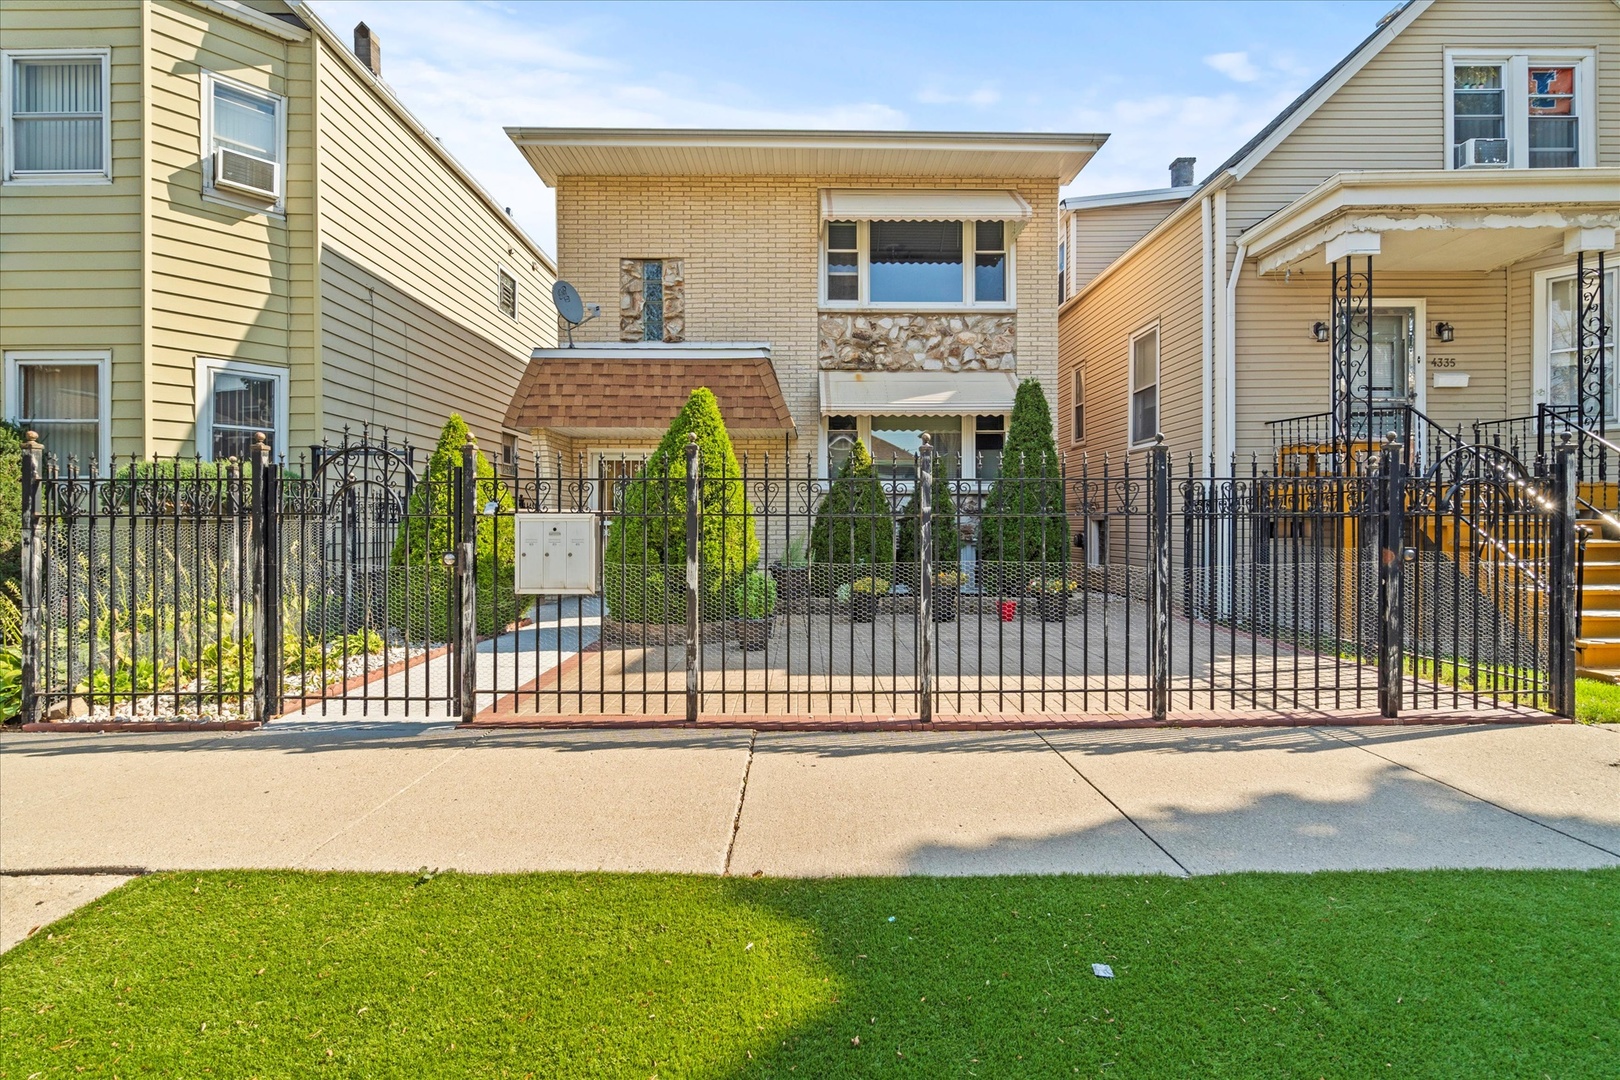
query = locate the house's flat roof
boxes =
[505,128,1107,186]
[1061,186,1194,212]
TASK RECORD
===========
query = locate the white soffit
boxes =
[820,371,1020,416]
[821,189,1033,224]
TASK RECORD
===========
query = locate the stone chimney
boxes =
[353,22,381,77]
[1170,157,1195,188]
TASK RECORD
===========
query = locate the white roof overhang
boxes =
[1244,168,1620,275]
[819,371,1020,416]
[821,188,1033,228]
[504,128,1106,186]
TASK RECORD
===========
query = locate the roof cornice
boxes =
[1061,186,1194,211]
[185,0,308,41]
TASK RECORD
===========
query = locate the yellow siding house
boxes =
[1,0,556,473]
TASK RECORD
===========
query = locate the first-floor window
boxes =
[974,414,1005,479]
[196,358,285,461]
[826,414,858,476]
[1548,268,1618,423]
[1086,518,1109,567]
[6,353,107,474]
[1129,325,1159,447]
[824,413,1002,481]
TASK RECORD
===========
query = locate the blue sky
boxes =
[309,0,1395,255]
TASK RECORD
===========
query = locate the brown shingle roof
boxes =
[505,355,796,435]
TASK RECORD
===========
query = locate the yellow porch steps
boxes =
[1576,538,1620,677]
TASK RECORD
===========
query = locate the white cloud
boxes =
[915,83,1001,108]
[1205,50,1261,83]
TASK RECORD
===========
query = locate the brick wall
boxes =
[554,174,1061,461]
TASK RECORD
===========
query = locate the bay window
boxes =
[1447,51,1593,170]
[823,219,1015,307]
[3,50,109,181]
[5,353,109,474]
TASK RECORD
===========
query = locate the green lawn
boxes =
[1577,676,1620,722]
[2,869,1616,1077]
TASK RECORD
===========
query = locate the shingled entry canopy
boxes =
[504,344,796,438]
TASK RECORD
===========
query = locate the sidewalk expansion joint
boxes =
[723,731,757,877]
[1324,728,1620,860]
[1036,731,1192,877]
[1,866,149,877]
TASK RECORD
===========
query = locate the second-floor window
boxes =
[203,73,284,205]
[823,219,1014,307]
[3,50,109,181]
[1449,53,1591,170]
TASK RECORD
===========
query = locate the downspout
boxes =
[1212,189,1229,467]
[1200,195,1213,467]
[1224,240,1247,468]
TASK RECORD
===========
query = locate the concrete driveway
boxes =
[3,720,1617,949]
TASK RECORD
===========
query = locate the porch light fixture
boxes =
[1435,322,1455,343]
[1311,321,1330,343]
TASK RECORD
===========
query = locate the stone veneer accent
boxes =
[619,258,685,342]
[817,312,1016,372]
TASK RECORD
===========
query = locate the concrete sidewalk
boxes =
[3,721,1617,947]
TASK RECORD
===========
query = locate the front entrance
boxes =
[1348,304,1423,410]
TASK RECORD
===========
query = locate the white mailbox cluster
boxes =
[514,514,597,594]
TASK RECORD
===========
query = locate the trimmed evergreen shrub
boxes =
[809,439,894,594]
[0,422,20,589]
[602,388,758,623]
[978,379,1068,593]
[895,471,961,588]
[389,414,517,639]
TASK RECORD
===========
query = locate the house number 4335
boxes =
[1430,357,1459,368]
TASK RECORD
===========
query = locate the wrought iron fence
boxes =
[16,427,1578,725]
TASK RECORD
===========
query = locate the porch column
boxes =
[1567,224,1615,483]
[1327,233,1380,464]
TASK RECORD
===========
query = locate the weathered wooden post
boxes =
[458,438,478,723]
[1548,436,1578,718]
[1149,435,1171,721]
[19,431,44,726]
[917,434,934,723]
[1377,433,1406,719]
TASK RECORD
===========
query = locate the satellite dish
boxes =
[553,280,584,326]
[551,280,599,347]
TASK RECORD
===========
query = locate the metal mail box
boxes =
[514,514,597,594]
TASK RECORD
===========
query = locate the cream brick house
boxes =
[501,129,1102,498]
[1059,0,1619,471]
[1,0,557,474]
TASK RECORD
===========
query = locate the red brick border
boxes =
[19,720,262,733]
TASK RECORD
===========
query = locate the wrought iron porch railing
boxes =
[1268,404,1464,477]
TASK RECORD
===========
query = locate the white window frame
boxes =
[819,219,1017,311]
[1127,322,1160,450]
[199,70,287,214]
[497,266,518,319]
[2,48,112,184]
[1532,262,1618,423]
[1444,50,1596,171]
[1069,364,1085,445]
[819,413,1002,484]
[194,356,289,462]
[3,350,112,473]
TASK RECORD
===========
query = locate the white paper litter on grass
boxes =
[1091,963,1114,978]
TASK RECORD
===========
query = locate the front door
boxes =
[1350,307,1420,407]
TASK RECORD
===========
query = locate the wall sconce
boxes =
[1311,321,1330,343]
[1435,322,1455,343]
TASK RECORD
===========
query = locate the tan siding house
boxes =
[1062,0,1620,468]
[1,0,557,472]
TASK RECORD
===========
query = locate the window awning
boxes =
[819,371,1020,416]
[820,188,1033,230]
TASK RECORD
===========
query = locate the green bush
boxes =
[388,415,518,639]
[0,645,19,722]
[732,570,777,619]
[809,439,894,594]
[895,471,961,587]
[978,380,1068,593]
[602,388,758,623]
[0,422,21,590]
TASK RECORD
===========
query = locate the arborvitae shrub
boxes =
[603,388,758,622]
[809,439,895,594]
[895,470,961,587]
[389,414,517,638]
[978,379,1068,592]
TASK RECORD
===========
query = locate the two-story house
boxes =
[1058,0,1619,473]
[1,0,557,474]
[500,128,1102,508]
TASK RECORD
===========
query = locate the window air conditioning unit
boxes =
[213,147,279,200]
[1454,137,1508,169]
